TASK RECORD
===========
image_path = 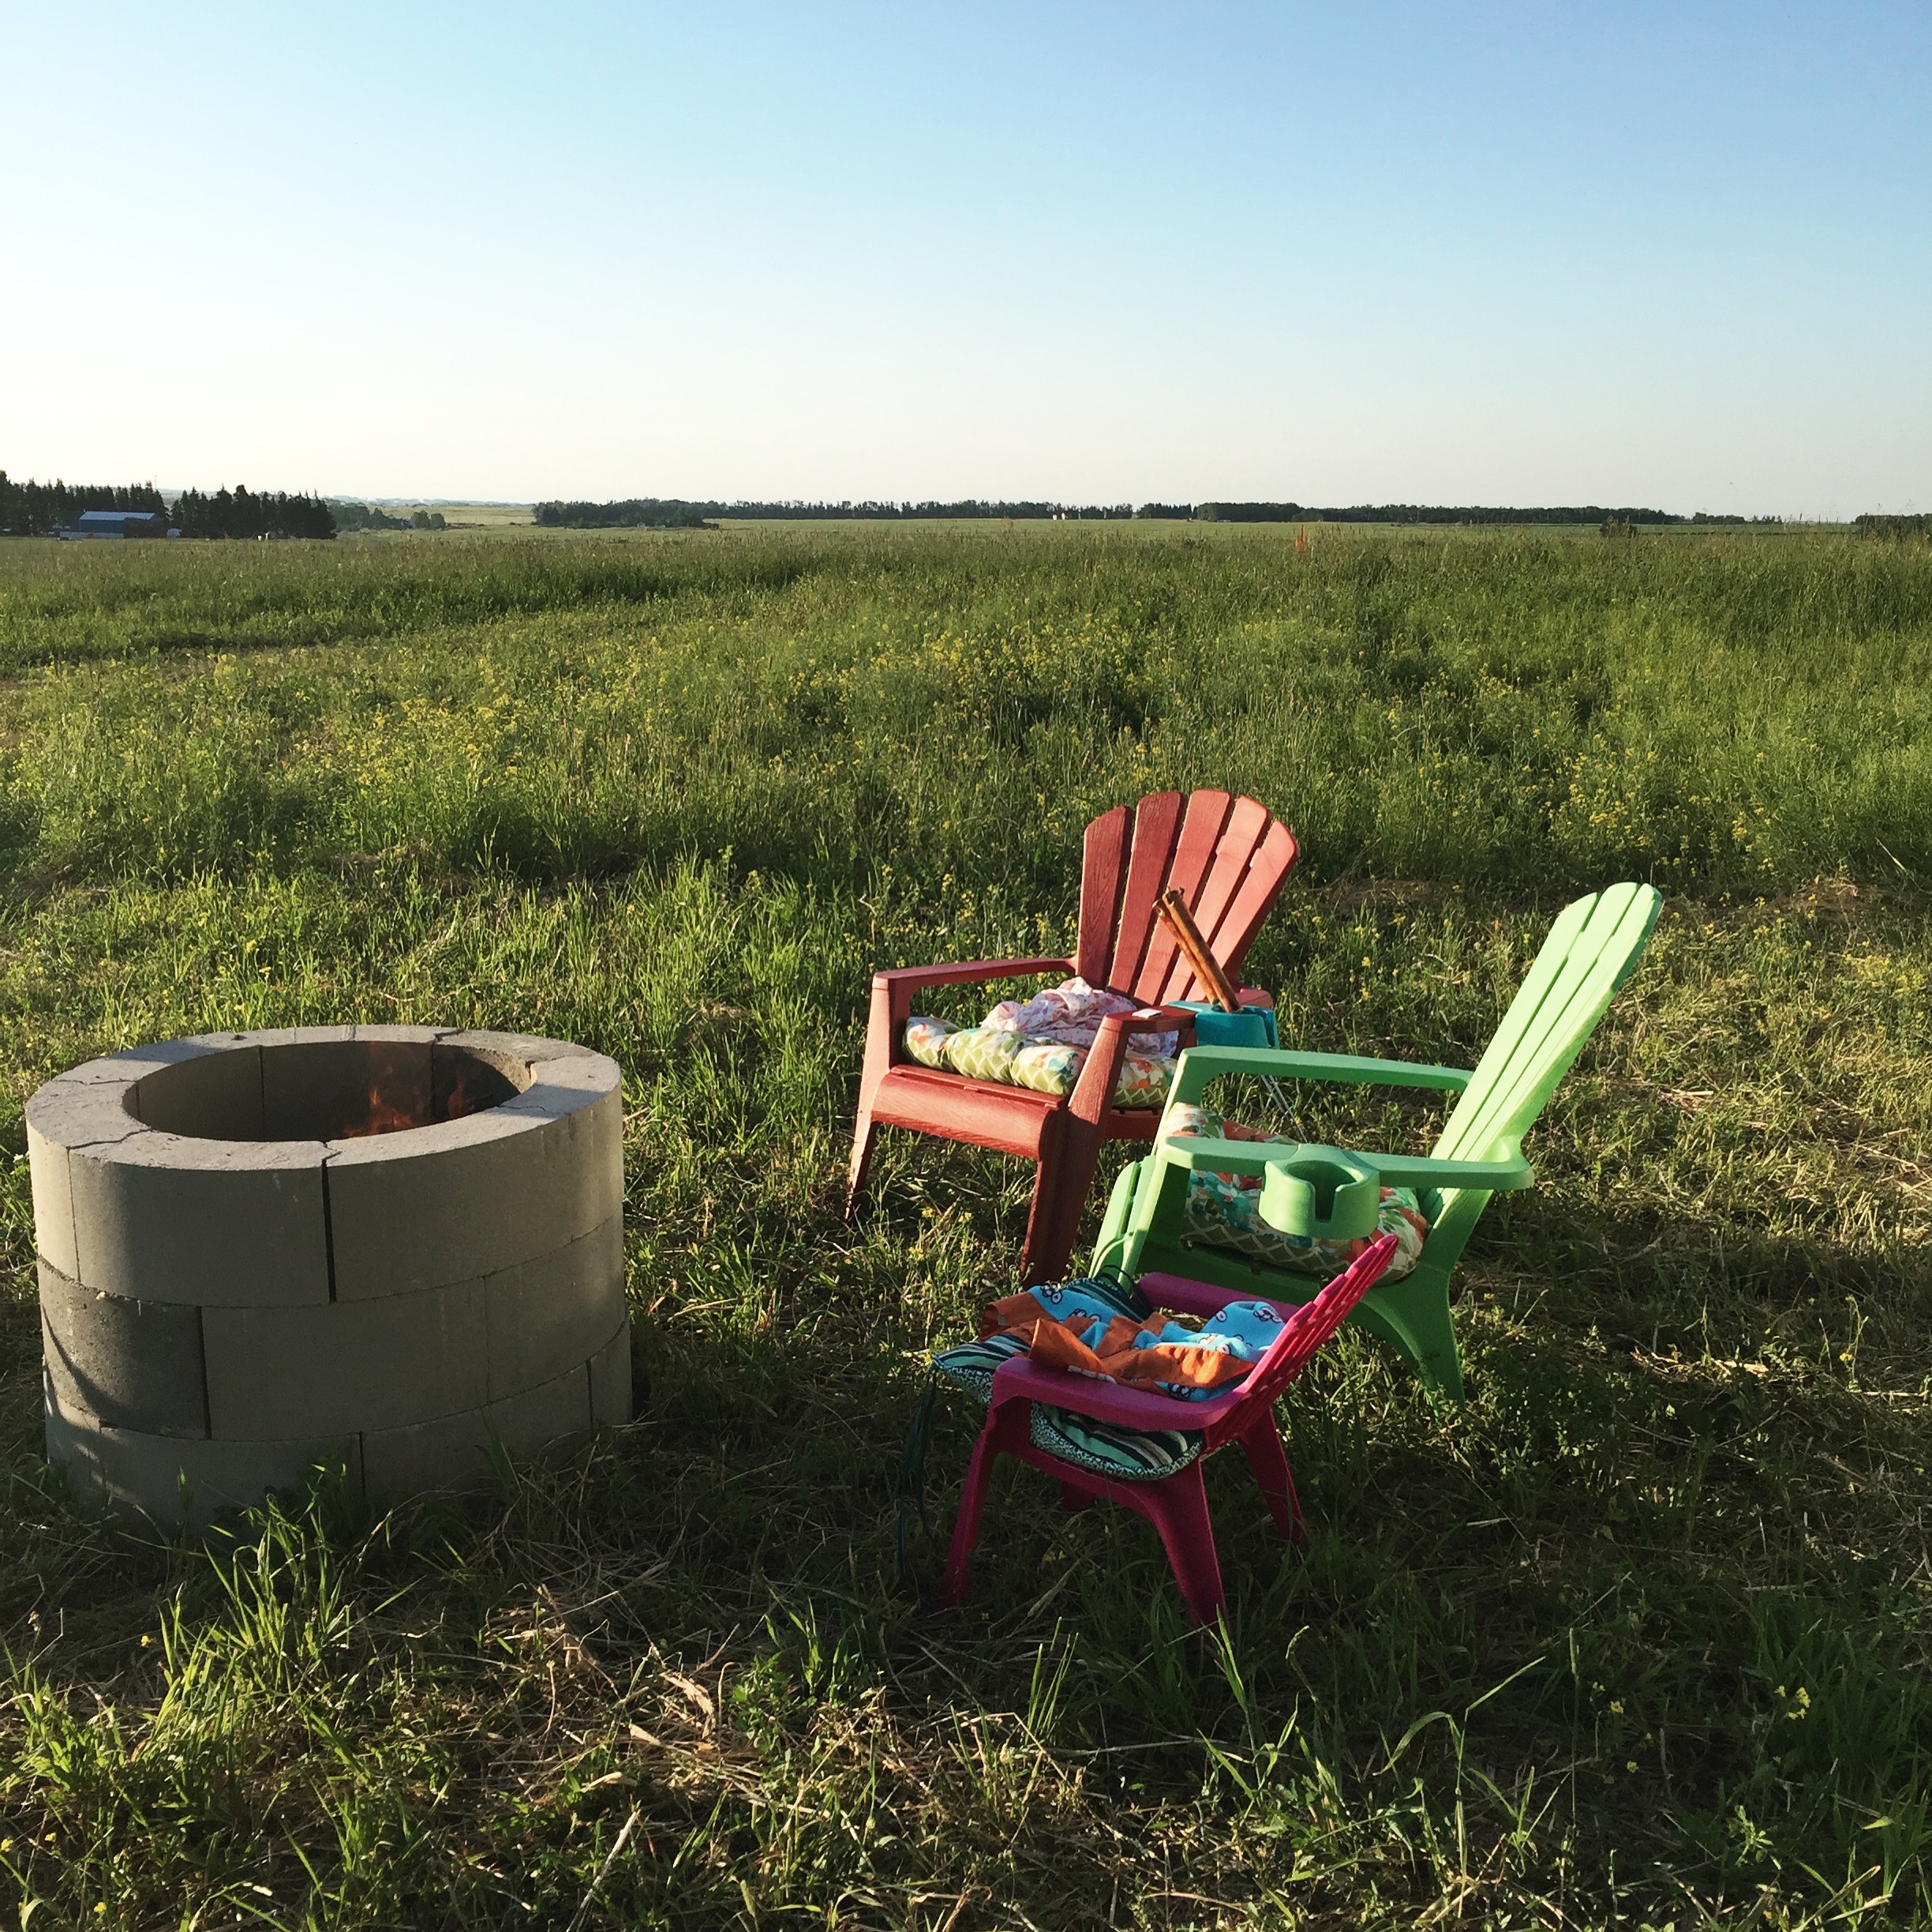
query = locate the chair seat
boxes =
[871,1063,1161,1158]
[932,1331,1204,1481]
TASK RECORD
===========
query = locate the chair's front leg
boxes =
[847,975,903,1212]
[1139,1464,1226,1626]
[1041,1012,1182,1285]
[942,1401,1030,1608]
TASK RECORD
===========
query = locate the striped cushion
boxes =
[1027,1404,1204,1480]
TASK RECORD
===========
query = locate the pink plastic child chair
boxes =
[941,1232,1399,1625]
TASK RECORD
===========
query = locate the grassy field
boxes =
[0,522,1928,1929]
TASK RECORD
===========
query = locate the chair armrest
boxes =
[870,957,1075,1048]
[1099,1004,1194,1039]
[1174,1045,1472,1092]
[1157,1133,1533,1194]
[987,1355,1238,1429]
[1322,1151,1533,1193]
[871,956,1073,995]
[1068,1005,1195,1122]
[1155,1133,1289,1178]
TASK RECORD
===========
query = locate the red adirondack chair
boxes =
[942,1233,1398,1625]
[847,791,1299,1285]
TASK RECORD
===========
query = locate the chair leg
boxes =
[845,1106,881,1218]
[1044,1114,1107,1286]
[1358,1262,1464,1400]
[1021,1114,1105,1286]
[845,988,897,1220]
[1140,1466,1226,1626]
[1239,1415,1305,1544]
[942,1404,1027,1608]
[1019,1118,1069,1286]
[1058,1478,1095,1514]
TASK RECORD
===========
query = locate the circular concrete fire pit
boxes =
[28,1026,630,1525]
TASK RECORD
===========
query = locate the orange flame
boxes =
[339,1082,422,1138]
[441,1065,483,1122]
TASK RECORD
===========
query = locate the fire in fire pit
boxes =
[30,1026,630,1525]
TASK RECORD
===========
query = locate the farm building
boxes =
[54,510,178,540]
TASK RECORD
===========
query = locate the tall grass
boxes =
[0,526,1928,1927]
[7,526,1931,899]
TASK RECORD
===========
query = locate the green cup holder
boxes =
[1258,1149,1380,1242]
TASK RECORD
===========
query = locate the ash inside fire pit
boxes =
[30,1026,631,1526]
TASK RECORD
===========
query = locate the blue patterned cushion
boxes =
[931,1271,1205,1482]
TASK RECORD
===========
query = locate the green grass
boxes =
[0,524,1929,1927]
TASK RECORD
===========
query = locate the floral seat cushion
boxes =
[904,1017,1174,1108]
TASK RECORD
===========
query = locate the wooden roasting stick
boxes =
[1157,889,1241,1011]
[1157,888,1297,1121]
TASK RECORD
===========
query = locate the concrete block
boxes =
[46,1378,358,1529]
[484,1215,626,1400]
[327,1070,622,1298]
[358,1405,496,1495]
[204,1025,356,1052]
[59,1039,234,1084]
[440,1028,606,1069]
[28,1082,148,1280]
[488,1358,592,1445]
[361,1361,592,1496]
[129,1044,264,1140]
[26,1079,148,1150]
[202,1278,487,1437]
[69,1133,331,1307]
[28,1127,80,1279]
[515,1054,624,1104]
[39,1258,207,1439]
[431,1042,523,1121]
[588,1320,633,1426]
[353,1024,455,1045]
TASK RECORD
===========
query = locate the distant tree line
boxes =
[1189,502,1775,526]
[0,470,337,538]
[171,486,335,540]
[331,504,452,532]
[331,501,414,533]
[533,495,1778,530]
[533,498,1143,527]
[534,500,718,528]
[1855,513,1932,541]
[0,472,169,535]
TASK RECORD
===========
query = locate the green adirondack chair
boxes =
[1090,883,1663,1399]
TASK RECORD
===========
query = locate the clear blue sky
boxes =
[5,2,1926,515]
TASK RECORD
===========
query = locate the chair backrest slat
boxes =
[1076,804,1133,985]
[1134,789,1234,998]
[1204,1234,1397,1446]
[1078,790,1300,1006]
[1163,818,1299,1004]
[1178,793,1271,965]
[1432,884,1661,1167]
[1106,791,1186,995]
